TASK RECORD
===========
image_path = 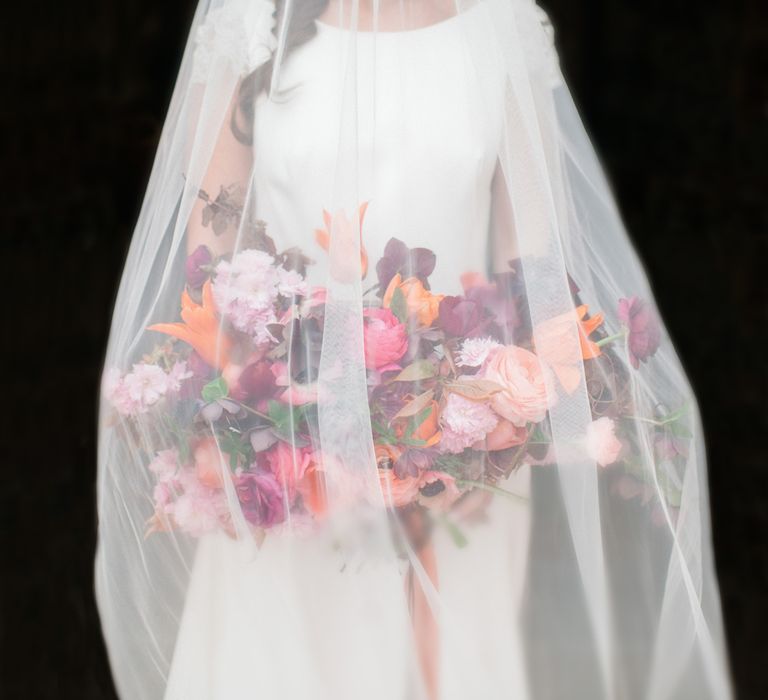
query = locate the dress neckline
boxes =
[315,3,481,38]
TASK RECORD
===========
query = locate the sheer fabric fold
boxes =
[96,1,731,698]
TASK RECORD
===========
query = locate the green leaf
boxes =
[392,360,436,382]
[443,379,503,401]
[390,286,408,322]
[201,376,228,403]
[392,389,434,421]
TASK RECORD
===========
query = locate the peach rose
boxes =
[481,419,528,451]
[383,274,444,327]
[193,437,226,489]
[585,417,623,467]
[482,345,556,426]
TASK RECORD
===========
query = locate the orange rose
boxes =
[383,274,444,327]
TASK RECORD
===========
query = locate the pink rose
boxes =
[265,441,313,501]
[585,417,623,467]
[482,345,556,426]
[363,307,408,371]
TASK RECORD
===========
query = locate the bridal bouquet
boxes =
[103,199,686,540]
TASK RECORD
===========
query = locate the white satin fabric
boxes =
[165,12,530,699]
[253,5,500,292]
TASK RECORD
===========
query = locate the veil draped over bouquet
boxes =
[96,1,731,698]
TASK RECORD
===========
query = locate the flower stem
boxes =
[456,480,530,503]
[595,331,627,347]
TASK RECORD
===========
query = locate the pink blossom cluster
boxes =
[103,361,192,416]
[212,249,307,344]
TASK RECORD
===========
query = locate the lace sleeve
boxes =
[524,2,564,89]
[191,0,277,84]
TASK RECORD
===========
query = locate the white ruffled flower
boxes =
[455,337,502,368]
[191,0,277,83]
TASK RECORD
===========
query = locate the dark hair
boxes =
[232,0,330,144]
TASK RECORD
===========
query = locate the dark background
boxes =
[2,0,766,697]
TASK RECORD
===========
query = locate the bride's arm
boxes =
[186,90,254,257]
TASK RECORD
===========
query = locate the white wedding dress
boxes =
[165,9,532,700]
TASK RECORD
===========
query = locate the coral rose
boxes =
[383,274,444,327]
[265,441,313,501]
[481,419,528,451]
[363,307,408,371]
[482,345,556,426]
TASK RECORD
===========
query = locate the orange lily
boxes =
[314,202,369,279]
[534,304,604,394]
[148,280,232,369]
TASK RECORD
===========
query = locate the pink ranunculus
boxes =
[265,441,312,501]
[193,437,227,488]
[363,307,408,371]
[482,345,556,426]
[417,472,461,511]
[439,392,499,454]
[585,417,623,467]
[481,419,528,451]
[618,296,661,369]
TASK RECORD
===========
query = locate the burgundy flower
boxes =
[618,297,661,369]
[185,245,213,288]
[235,470,286,528]
[394,447,438,479]
[438,296,485,338]
[238,360,277,399]
[465,283,521,336]
[376,238,436,292]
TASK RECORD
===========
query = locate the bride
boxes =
[96,1,732,699]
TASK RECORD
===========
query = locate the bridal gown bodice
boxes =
[165,11,531,700]
[252,8,502,293]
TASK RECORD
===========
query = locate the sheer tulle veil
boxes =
[96,1,732,698]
